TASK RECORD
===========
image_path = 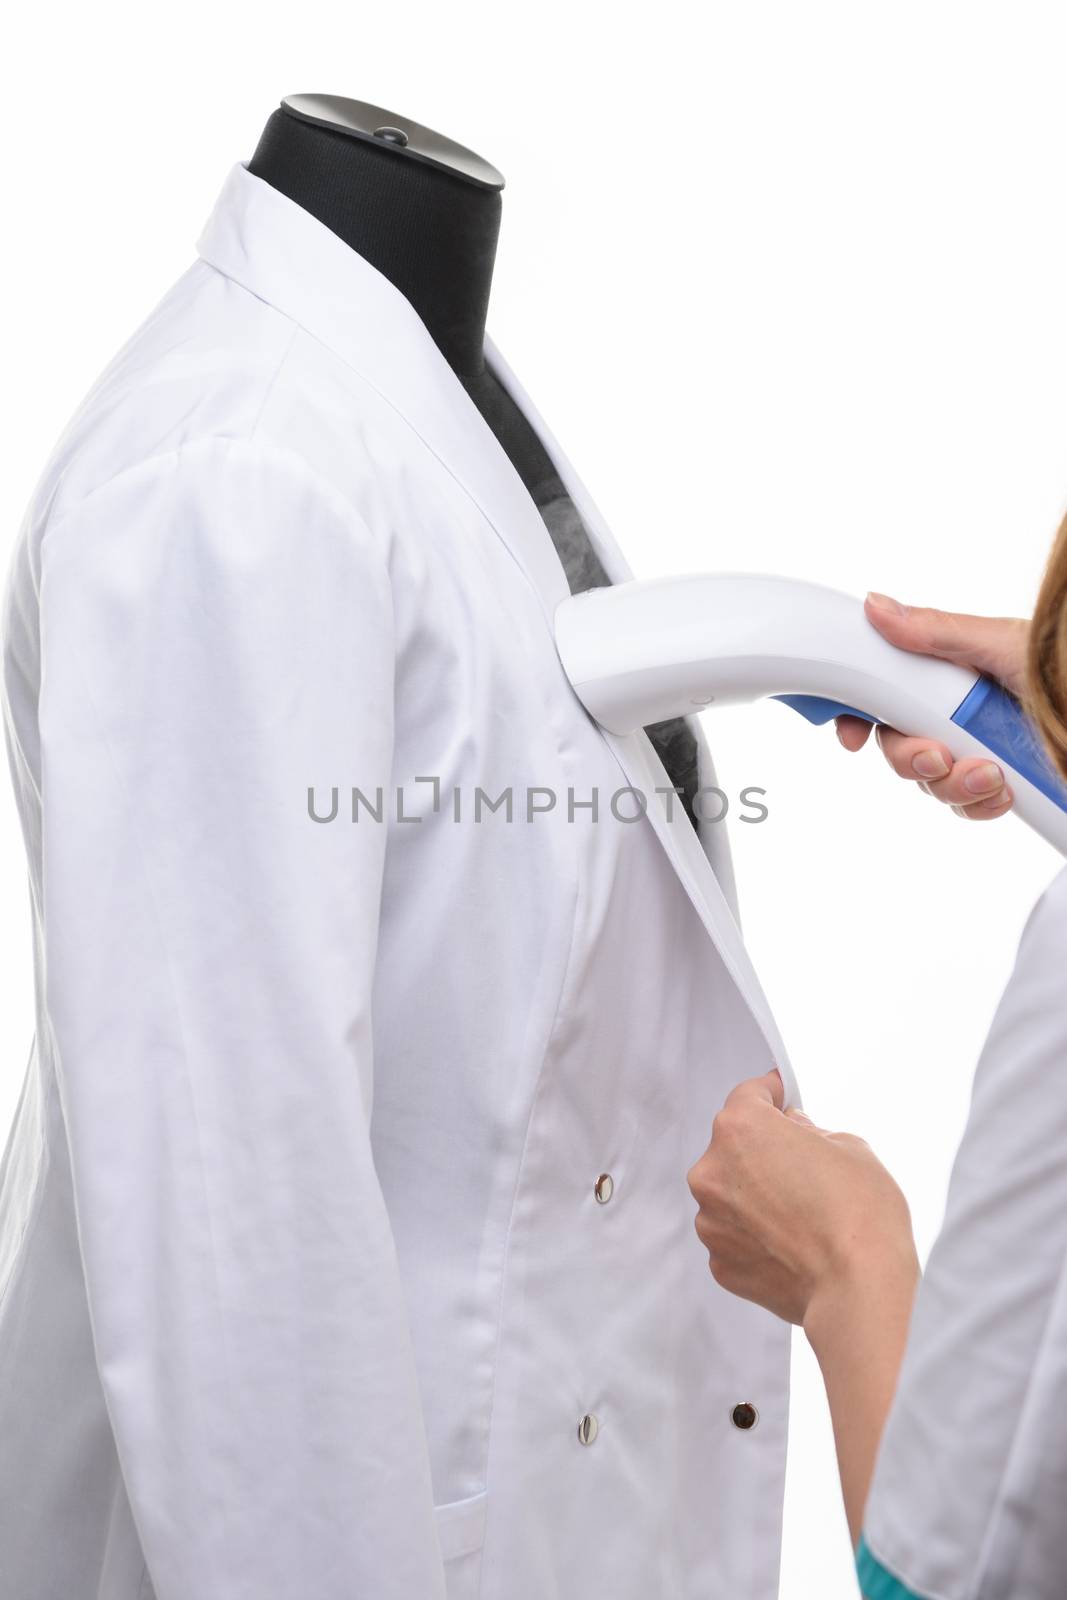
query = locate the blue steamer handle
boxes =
[775,679,1067,813]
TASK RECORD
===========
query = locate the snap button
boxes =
[577,1413,600,1446]
[594,1173,614,1204]
[731,1402,758,1431]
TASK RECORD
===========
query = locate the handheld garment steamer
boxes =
[555,574,1067,856]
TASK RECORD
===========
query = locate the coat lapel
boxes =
[484,339,797,1101]
[196,164,798,1102]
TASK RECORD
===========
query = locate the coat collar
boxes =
[196,162,589,616]
[195,162,797,1103]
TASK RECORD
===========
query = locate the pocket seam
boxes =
[434,1488,488,1563]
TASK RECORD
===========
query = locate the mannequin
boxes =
[1,95,796,1598]
[249,95,700,820]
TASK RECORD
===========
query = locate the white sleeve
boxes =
[858,864,1067,1600]
[37,437,447,1600]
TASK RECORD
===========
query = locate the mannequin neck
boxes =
[248,108,501,387]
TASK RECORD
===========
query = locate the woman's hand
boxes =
[686,1068,917,1329]
[687,1069,920,1543]
[837,594,1030,823]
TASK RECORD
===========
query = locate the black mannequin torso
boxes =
[249,98,699,820]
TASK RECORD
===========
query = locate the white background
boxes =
[2,4,1066,1594]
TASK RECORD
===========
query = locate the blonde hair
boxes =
[1027,509,1067,783]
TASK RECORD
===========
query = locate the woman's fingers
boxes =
[785,1106,818,1128]
[864,593,1030,697]
[722,1065,785,1112]
[686,1070,915,1327]
[873,727,1013,817]
[835,715,875,752]
[872,727,955,781]
[834,596,1029,826]
[950,788,1015,822]
[834,719,1016,820]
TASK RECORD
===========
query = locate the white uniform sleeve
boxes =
[858,864,1067,1600]
[37,437,447,1600]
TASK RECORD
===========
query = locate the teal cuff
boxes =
[856,1536,930,1599]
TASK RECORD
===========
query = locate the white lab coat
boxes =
[0,162,798,1600]
[858,862,1067,1600]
